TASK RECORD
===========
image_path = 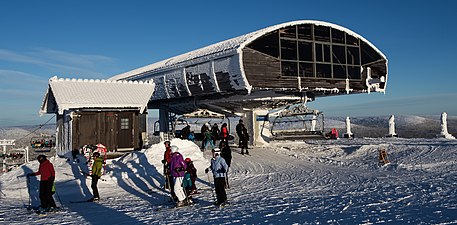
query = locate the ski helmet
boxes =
[93,152,100,157]
[212,148,221,153]
[185,158,191,163]
[171,145,179,153]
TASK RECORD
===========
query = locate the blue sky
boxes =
[1,1,456,126]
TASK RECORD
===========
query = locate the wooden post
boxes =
[379,149,389,165]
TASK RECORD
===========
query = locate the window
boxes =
[121,118,129,130]
[316,64,331,78]
[332,28,345,44]
[281,39,297,60]
[347,46,360,65]
[279,26,296,38]
[298,41,313,61]
[346,34,359,46]
[314,26,330,42]
[333,65,347,79]
[281,61,298,76]
[315,43,331,62]
[299,62,314,77]
[332,45,346,64]
[298,24,312,40]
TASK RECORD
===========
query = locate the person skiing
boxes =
[200,123,210,149]
[235,119,244,147]
[88,152,104,201]
[169,145,187,207]
[205,148,229,207]
[188,131,195,142]
[211,123,220,143]
[183,158,197,204]
[240,127,250,155]
[161,141,176,201]
[184,157,198,194]
[27,155,57,212]
[220,123,229,146]
[203,129,215,151]
[181,125,191,140]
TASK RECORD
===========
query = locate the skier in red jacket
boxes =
[27,155,57,211]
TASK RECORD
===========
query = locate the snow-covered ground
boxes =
[1,137,457,224]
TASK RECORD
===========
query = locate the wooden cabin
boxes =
[40,77,155,155]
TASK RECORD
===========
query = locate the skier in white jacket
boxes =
[205,148,229,207]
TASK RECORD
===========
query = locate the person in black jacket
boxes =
[235,119,244,148]
[220,141,232,188]
[220,141,232,168]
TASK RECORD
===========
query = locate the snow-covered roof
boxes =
[110,20,387,81]
[40,76,155,115]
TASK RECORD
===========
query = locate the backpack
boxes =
[182,172,192,188]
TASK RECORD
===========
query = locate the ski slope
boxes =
[1,138,457,224]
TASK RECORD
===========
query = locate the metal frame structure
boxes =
[268,104,325,139]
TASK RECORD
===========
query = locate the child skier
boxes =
[183,158,197,204]
[205,148,229,207]
[184,157,198,194]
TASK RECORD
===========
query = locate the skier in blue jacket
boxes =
[205,148,229,207]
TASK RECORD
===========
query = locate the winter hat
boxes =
[37,155,46,162]
[212,148,221,153]
[171,145,179,153]
[185,158,192,163]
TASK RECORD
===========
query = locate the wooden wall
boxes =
[71,111,141,151]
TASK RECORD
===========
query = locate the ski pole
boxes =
[225,173,230,189]
[166,174,174,202]
[206,172,215,201]
[54,186,64,209]
[26,175,31,207]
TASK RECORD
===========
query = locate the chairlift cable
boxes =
[16,115,56,142]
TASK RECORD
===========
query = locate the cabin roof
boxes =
[40,76,155,115]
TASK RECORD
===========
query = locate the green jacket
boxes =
[92,157,104,177]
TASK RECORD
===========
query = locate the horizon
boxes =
[1,114,455,129]
[1,1,456,126]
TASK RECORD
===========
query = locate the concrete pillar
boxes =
[243,109,271,146]
[440,112,455,139]
[243,111,255,146]
[386,115,398,137]
[343,116,354,138]
[159,109,170,142]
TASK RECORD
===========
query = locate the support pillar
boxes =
[440,112,455,139]
[386,115,398,138]
[243,109,270,147]
[159,109,170,142]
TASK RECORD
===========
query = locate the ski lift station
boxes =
[41,20,388,154]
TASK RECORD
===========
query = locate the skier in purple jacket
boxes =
[169,145,187,207]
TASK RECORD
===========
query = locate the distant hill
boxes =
[0,124,55,148]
